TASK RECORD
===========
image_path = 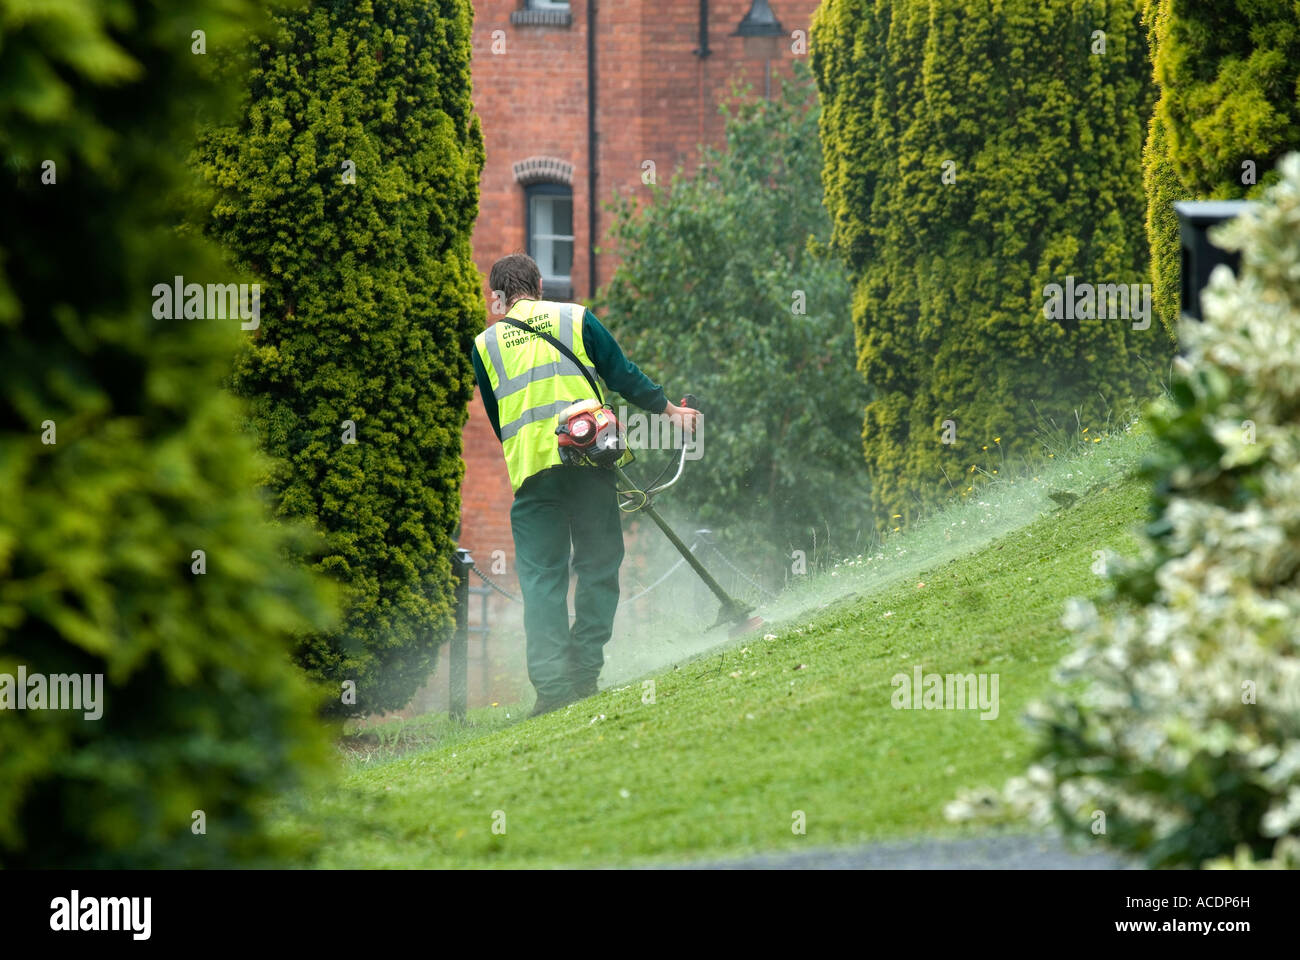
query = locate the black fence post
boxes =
[478,586,490,695]
[451,548,472,721]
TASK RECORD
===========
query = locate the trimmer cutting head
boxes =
[729,615,765,638]
[710,600,761,636]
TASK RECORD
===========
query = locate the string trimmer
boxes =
[555,392,764,638]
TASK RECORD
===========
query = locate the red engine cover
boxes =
[567,414,596,445]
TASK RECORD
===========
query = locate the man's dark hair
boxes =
[490,253,542,303]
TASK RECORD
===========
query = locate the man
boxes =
[471,254,700,716]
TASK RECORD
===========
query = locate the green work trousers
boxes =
[510,465,624,702]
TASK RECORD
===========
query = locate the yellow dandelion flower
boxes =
[994,437,1001,443]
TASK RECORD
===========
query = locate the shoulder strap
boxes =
[499,314,604,405]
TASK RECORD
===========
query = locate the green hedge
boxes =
[0,0,336,866]
[812,0,1165,522]
[196,0,485,715]
[1142,0,1300,337]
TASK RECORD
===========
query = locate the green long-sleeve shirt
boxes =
[472,306,667,441]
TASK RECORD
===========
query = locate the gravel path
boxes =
[683,833,1139,870]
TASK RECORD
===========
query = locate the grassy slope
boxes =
[278,432,1152,868]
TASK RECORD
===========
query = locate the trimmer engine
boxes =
[556,399,625,468]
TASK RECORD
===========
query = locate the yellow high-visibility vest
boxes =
[474,299,601,492]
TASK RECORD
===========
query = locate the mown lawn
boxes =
[274,432,1150,867]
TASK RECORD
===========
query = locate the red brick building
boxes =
[442,0,821,709]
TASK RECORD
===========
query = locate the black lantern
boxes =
[733,0,784,97]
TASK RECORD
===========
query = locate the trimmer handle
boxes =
[681,393,702,413]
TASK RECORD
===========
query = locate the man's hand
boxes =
[663,401,702,434]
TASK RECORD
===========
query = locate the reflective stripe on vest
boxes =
[474,300,601,492]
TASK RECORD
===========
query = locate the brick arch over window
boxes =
[512,156,574,187]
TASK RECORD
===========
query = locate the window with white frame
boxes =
[512,0,572,26]
[526,184,574,297]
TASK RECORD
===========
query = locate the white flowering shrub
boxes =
[949,154,1300,869]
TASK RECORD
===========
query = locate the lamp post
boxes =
[733,0,784,99]
[1173,201,1256,323]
